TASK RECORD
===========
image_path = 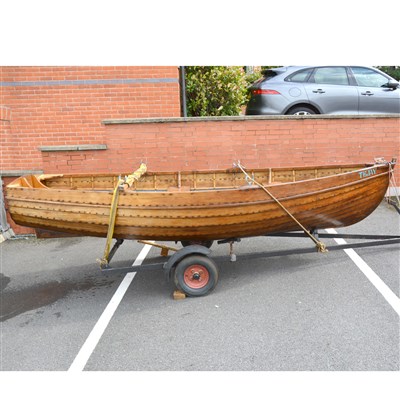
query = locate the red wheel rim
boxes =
[183,264,210,289]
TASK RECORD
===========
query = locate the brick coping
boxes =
[39,144,108,152]
[102,114,400,125]
[1,170,43,177]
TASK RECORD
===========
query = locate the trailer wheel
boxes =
[174,255,219,297]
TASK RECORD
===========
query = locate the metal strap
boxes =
[99,164,147,267]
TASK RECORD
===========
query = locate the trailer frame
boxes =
[100,230,400,297]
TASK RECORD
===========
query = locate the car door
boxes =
[350,67,400,114]
[303,66,359,114]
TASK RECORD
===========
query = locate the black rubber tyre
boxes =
[181,240,214,249]
[286,106,316,116]
[174,255,219,297]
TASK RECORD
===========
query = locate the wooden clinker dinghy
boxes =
[6,159,396,243]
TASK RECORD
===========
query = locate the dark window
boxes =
[261,70,278,81]
[285,68,313,82]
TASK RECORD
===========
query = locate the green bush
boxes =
[185,66,248,117]
[376,66,400,81]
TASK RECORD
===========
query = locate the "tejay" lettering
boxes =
[359,168,376,179]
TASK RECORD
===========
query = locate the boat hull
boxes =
[6,164,392,241]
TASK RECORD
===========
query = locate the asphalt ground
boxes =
[1,201,399,396]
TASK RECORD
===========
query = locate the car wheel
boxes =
[286,106,316,115]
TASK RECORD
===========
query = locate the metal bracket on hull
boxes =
[98,238,124,269]
[387,198,400,214]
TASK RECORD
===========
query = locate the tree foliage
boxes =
[376,66,400,81]
[185,66,248,117]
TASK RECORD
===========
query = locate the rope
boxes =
[234,161,328,253]
[123,163,147,189]
[388,162,400,201]
[387,161,400,213]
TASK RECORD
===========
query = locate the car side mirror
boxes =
[384,80,399,89]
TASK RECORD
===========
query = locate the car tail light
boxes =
[252,89,280,95]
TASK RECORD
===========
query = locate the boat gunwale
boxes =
[6,167,390,211]
[7,163,383,193]
[39,162,372,180]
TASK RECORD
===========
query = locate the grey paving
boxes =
[1,203,399,371]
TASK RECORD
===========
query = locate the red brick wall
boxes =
[44,115,399,176]
[1,66,181,234]
[0,66,181,173]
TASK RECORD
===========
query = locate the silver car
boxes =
[245,66,400,115]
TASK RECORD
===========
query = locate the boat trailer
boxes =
[97,159,400,297]
[100,229,400,298]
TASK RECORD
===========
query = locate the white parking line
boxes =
[68,243,153,372]
[325,228,400,316]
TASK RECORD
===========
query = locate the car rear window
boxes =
[285,68,313,82]
[261,70,279,81]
